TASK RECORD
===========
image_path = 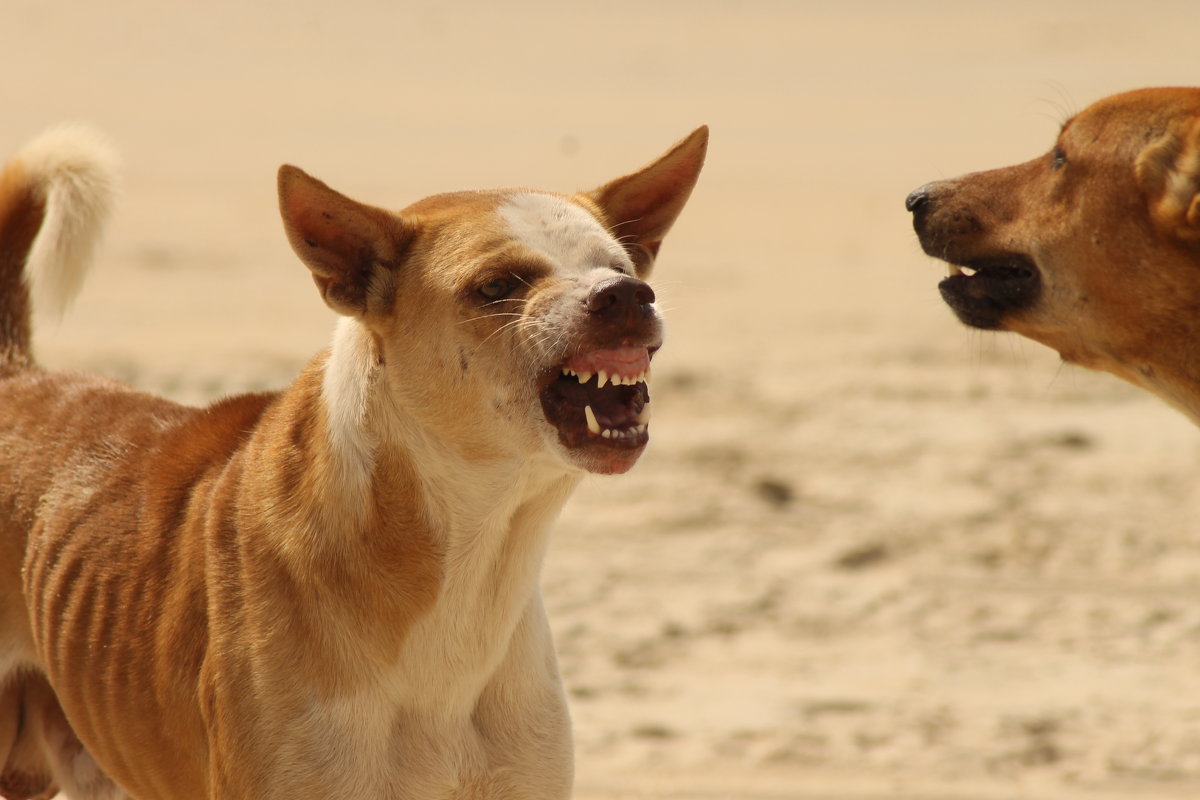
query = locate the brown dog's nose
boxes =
[586,275,656,318]
[905,184,935,213]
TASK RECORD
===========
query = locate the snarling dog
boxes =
[0,125,706,799]
[908,87,1200,421]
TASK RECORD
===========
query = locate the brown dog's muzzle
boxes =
[907,177,1041,330]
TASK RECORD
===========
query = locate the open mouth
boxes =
[539,346,654,454]
[937,254,1041,329]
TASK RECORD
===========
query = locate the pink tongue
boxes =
[564,347,650,379]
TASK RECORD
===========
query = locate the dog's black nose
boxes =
[905,184,933,213]
[586,275,655,316]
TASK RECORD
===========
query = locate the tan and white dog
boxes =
[908,87,1200,422]
[0,125,707,799]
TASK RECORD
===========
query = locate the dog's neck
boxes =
[318,316,583,531]
[1119,356,1200,426]
[273,317,581,699]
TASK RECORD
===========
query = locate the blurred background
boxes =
[5,1,1200,797]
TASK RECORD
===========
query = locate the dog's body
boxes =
[908,87,1200,420]
[0,126,706,799]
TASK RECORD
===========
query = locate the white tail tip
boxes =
[18,125,119,316]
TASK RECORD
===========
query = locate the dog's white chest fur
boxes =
[292,452,580,798]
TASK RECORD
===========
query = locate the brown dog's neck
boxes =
[1114,356,1200,426]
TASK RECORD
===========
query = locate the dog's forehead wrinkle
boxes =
[498,193,626,275]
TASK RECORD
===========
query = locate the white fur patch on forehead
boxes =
[498,193,629,275]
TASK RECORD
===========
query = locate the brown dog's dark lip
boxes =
[937,253,1041,329]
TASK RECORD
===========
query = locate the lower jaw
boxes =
[938,273,1039,330]
[568,440,648,475]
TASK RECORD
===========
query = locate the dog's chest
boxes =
[301,600,569,799]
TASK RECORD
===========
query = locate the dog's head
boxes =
[908,87,1200,397]
[277,128,707,475]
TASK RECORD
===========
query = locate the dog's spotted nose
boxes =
[586,275,656,317]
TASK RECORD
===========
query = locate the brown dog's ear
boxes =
[1136,117,1200,244]
[584,126,708,277]
[278,165,412,317]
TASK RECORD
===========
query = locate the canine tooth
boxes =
[577,371,593,384]
[584,405,601,435]
[597,370,609,389]
[636,424,647,435]
[634,404,652,425]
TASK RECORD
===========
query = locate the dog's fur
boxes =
[0,126,707,799]
[908,87,1200,421]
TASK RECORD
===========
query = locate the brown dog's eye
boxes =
[478,278,513,300]
[1051,148,1067,170]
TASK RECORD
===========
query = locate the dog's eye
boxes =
[1051,148,1067,170]
[478,278,513,300]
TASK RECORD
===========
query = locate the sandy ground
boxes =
[5,1,1200,797]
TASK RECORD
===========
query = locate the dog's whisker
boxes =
[457,312,527,326]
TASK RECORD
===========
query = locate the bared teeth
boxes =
[634,403,651,425]
[560,366,651,387]
[584,405,601,435]
[599,424,647,440]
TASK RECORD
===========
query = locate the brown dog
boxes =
[908,87,1200,420]
[0,125,707,799]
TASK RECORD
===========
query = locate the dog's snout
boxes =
[586,275,656,316]
[905,184,935,213]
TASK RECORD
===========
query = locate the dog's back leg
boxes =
[1,673,129,800]
[0,672,55,799]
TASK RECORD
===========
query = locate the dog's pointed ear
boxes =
[278,165,412,317]
[584,126,708,277]
[1136,116,1200,244]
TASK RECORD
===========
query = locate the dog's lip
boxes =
[941,253,1038,280]
[561,346,654,386]
[937,252,1042,330]
[537,344,660,391]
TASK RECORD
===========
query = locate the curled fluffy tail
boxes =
[0,126,117,371]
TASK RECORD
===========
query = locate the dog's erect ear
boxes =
[278,165,412,317]
[1136,116,1200,244]
[584,126,708,276]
